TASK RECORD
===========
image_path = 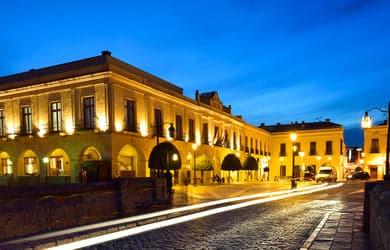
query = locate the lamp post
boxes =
[43,157,49,183]
[192,143,198,185]
[361,101,390,181]
[290,133,297,189]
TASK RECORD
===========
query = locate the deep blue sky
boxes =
[1,0,390,146]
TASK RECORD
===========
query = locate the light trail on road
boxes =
[47,183,344,250]
[1,183,328,247]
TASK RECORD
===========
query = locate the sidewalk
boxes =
[170,182,371,250]
[304,202,371,249]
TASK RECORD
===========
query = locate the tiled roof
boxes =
[0,51,183,95]
[261,120,343,132]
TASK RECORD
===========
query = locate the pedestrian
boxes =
[166,170,173,196]
[216,174,221,184]
[81,168,87,183]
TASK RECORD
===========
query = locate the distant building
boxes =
[262,120,346,181]
[362,121,388,180]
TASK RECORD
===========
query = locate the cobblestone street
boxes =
[83,181,369,250]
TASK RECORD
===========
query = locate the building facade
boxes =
[0,51,347,186]
[362,123,388,180]
[263,121,346,181]
[0,51,272,185]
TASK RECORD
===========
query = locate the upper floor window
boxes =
[245,136,249,152]
[279,143,287,156]
[310,141,317,155]
[370,138,379,153]
[154,109,163,136]
[50,102,62,133]
[125,100,136,132]
[213,126,219,146]
[255,139,259,154]
[202,123,209,144]
[294,142,301,156]
[175,115,183,140]
[223,129,229,148]
[83,97,95,129]
[188,118,195,142]
[0,110,5,137]
[21,106,32,135]
[260,141,263,155]
[325,141,333,155]
[233,132,237,150]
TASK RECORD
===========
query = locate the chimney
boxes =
[195,90,200,102]
[101,50,112,56]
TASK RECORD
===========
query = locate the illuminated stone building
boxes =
[362,122,388,179]
[0,51,348,186]
[0,51,272,185]
[262,121,346,181]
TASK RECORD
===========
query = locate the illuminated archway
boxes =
[81,147,102,161]
[46,148,71,176]
[149,142,182,175]
[117,145,139,177]
[17,150,40,176]
[0,152,12,175]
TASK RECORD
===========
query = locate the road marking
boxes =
[300,211,333,250]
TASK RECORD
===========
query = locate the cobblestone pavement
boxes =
[84,181,371,250]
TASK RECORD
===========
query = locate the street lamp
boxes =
[192,143,198,185]
[43,157,49,183]
[361,101,390,181]
[156,122,175,145]
[290,133,297,189]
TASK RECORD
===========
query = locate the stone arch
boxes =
[0,151,12,175]
[80,146,102,162]
[46,148,71,176]
[149,142,182,175]
[116,144,142,178]
[17,149,40,176]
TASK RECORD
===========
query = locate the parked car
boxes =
[347,171,370,180]
[316,166,337,183]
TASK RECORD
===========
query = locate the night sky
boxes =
[1,0,389,146]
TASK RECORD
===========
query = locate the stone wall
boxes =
[364,181,390,250]
[0,177,168,241]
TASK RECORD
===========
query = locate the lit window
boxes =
[325,141,333,155]
[371,138,379,153]
[83,97,95,129]
[0,110,5,137]
[22,106,32,135]
[154,109,163,136]
[280,143,286,156]
[310,141,317,155]
[188,118,195,142]
[50,102,62,132]
[202,123,208,144]
[175,115,183,140]
[125,100,137,132]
